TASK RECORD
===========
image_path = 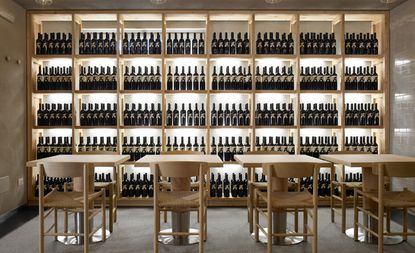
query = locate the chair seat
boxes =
[44,191,102,208]
[362,190,415,207]
[252,181,297,190]
[341,182,362,189]
[257,191,314,209]
[157,191,200,209]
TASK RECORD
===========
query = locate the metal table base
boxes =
[57,212,110,245]
[158,211,199,245]
[251,228,304,245]
[345,228,403,245]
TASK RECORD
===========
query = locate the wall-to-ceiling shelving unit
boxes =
[26,11,389,207]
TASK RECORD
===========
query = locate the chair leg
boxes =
[255,199,259,242]
[378,208,384,253]
[197,210,200,223]
[54,208,58,241]
[386,208,391,233]
[154,205,160,253]
[303,209,308,242]
[403,208,408,241]
[39,206,45,253]
[102,192,106,242]
[353,190,359,241]
[64,208,68,235]
[109,186,114,233]
[248,185,254,233]
[294,208,299,233]
[204,205,207,241]
[341,186,346,233]
[312,206,318,253]
[84,210,90,253]
[267,210,272,253]
[163,210,168,223]
[199,206,204,253]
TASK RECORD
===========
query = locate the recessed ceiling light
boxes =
[35,0,53,5]
[265,0,283,4]
[380,0,397,3]
[150,0,168,5]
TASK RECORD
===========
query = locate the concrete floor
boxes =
[1,207,414,253]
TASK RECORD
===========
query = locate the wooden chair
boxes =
[245,151,292,234]
[39,162,106,253]
[160,150,203,223]
[329,150,369,233]
[151,161,208,253]
[94,181,116,232]
[255,163,319,253]
[354,162,415,253]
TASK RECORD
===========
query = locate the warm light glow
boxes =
[395,59,411,66]
[35,0,53,6]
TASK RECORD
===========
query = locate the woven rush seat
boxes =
[158,191,200,209]
[44,190,102,208]
[257,191,314,209]
[94,182,114,188]
[361,189,415,207]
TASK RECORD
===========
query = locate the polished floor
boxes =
[1,207,414,253]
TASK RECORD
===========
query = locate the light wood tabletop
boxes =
[234,154,331,168]
[320,154,415,167]
[135,154,223,167]
[26,154,130,167]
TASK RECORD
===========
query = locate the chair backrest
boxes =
[263,163,316,179]
[246,151,288,155]
[151,161,208,178]
[161,150,203,155]
[372,163,415,178]
[329,150,370,155]
[41,162,86,178]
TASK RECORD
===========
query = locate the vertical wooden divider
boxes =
[206,13,212,155]
[250,13,256,155]
[340,14,346,151]
[294,14,301,155]
[161,13,167,152]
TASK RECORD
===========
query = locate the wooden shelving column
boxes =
[27,10,389,207]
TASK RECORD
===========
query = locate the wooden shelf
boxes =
[120,90,162,94]
[33,90,72,94]
[33,126,72,129]
[75,90,117,94]
[27,10,390,208]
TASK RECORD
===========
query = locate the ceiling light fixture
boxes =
[150,0,168,5]
[35,0,53,5]
[380,0,397,4]
[265,0,283,4]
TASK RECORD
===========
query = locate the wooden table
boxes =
[135,154,223,245]
[235,155,330,245]
[320,154,415,244]
[27,154,129,245]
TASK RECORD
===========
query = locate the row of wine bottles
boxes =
[299,66,337,90]
[122,136,162,161]
[121,173,154,198]
[167,66,206,91]
[166,33,205,55]
[345,103,380,126]
[255,103,294,126]
[254,136,296,154]
[300,32,336,55]
[256,32,294,55]
[37,103,72,126]
[37,66,72,90]
[210,103,250,126]
[77,136,117,152]
[166,103,206,126]
[80,103,117,126]
[36,136,72,159]
[123,103,163,126]
[345,66,378,90]
[300,103,339,126]
[345,33,378,55]
[79,66,117,90]
[211,32,250,55]
[210,136,251,161]
[122,32,162,55]
[122,136,162,160]
[34,176,72,197]
[210,173,248,198]
[36,33,72,55]
[124,66,162,90]
[344,136,379,154]
[212,66,252,90]
[79,32,117,55]
[300,136,339,158]
[255,66,295,90]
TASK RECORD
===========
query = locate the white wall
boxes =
[0,0,26,215]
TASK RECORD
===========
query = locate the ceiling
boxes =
[13,0,408,11]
